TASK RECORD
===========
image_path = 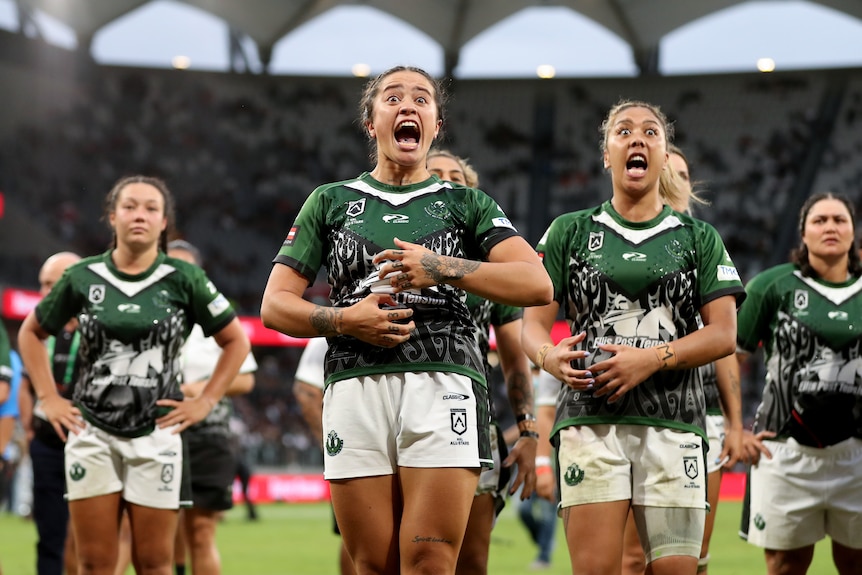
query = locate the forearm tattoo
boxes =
[419,253,480,283]
[309,306,343,336]
[507,371,534,419]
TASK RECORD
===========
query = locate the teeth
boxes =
[398,121,418,129]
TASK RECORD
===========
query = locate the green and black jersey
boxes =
[466,292,522,381]
[35,250,236,438]
[737,263,862,436]
[538,201,744,440]
[273,172,521,388]
[0,326,11,386]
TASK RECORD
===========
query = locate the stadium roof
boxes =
[24,0,862,75]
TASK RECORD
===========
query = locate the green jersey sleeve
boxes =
[467,188,521,257]
[34,263,85,336]
[535,213,575,306]
[272,185,330,281]
[695,222,745,306]
[187,265,237,338]
[736,264,787,353]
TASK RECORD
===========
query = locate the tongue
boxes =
[398,136,418,145]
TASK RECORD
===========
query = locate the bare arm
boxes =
[293,380,324,445]
[521,300,592,390]
[261,264,416,347]
[735,350,775,464]
[18,376,35,441]
[495,319,537,499]
[714,353,744,469]
[535,403,557,502]
[181,372,256,400]
[17,312,82,440]
[374,236,552,308]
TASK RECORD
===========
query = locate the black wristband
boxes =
[519,430,539,440]
[516,413,536,423]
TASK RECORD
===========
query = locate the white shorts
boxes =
[705,414,725,475]
[557,424,707,509]
[745,437,862,550]
[322,372,492,480]
[476,423,509,498]
[65,422,186,509]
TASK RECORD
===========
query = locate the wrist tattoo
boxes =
[420,253,480,283]
[310,306,343,336]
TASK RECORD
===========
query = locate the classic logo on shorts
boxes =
[753,513,766,530]
[88,284,106,304]
[564,463,585,486]
[450,409,468,435]
[68,462,86,481]
[326,430,344,456]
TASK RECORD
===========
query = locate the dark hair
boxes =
[358,66,446,162]
[104,175,175,253]
[167,239,202,266]
[790,192,862,277]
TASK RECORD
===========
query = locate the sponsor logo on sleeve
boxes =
[207,293,230,317]
[491,216,515,229]
[716,265,740,281]
[283,226,300,247]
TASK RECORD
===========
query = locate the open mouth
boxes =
[625,153,647,177]
[395,120,420,148]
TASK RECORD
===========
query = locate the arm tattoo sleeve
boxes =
[309,306,343,336]
[420,253,481,283]
[507,371,534,418]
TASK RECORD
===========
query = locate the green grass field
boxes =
[0,500,836,574]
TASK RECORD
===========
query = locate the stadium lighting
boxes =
[536,64,556,79]
[172,55,191,70]
[351,63,371,77]
[756,57,776,73]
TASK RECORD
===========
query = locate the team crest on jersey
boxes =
[425,200,451,220]
[88,284,106,304]
[588,231,604,251]
[346,198,366,218]
[450,408,468,435]
[794,289,809,310]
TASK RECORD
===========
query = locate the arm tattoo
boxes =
[419,253,480,283]
[507,372,534,419]
[309,306,343,336]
